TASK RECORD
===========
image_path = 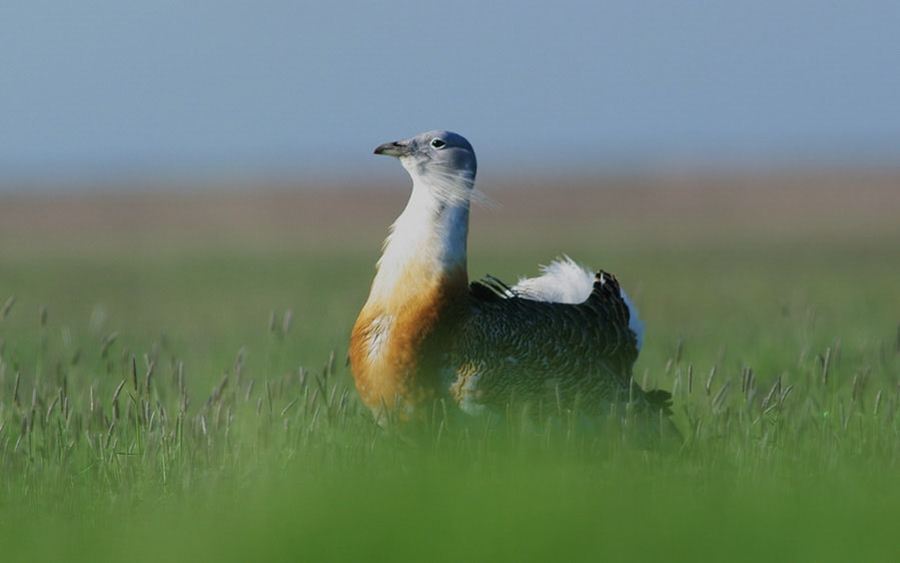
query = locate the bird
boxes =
[349,130,674,433]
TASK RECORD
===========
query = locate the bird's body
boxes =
[350,131,670,426]
[449,270,641,416]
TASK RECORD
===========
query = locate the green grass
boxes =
[2,186,900,562]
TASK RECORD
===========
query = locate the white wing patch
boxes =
[512,256,644,350]
[512,255,594,304]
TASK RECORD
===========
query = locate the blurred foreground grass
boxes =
[1,176,899,561]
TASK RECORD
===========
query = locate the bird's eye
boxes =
[430,138,446,148]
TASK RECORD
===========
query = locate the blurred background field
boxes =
[3,171,898,373]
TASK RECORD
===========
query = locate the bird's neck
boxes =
[350,172,472,416]
[367,176,471,307]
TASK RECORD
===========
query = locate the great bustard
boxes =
[350,130,673,428]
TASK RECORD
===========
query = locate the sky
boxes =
[2,0,899,187]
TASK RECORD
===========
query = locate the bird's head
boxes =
[374,130,478,195]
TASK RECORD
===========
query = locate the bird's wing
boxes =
[447,271,641,413]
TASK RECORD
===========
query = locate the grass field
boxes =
[2,172,899,562]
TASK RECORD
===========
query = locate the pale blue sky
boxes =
[2,1,899,186]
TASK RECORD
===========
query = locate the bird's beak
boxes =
[373,141,413,157]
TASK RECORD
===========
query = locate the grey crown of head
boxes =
[374,130,477,181]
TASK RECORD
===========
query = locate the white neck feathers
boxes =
[367,173,471,304]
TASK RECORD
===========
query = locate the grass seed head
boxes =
[0,296,15,320]
[282,309,293,335]
[100,332,119,359]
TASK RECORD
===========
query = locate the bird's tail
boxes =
[637,387,683,446]
[645,389,674,417]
